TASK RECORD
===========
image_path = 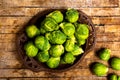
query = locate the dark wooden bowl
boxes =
[16,9,96,72]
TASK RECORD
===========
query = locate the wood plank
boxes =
[92,17,120,25]
[105,25,120,32]
[1,0,118,8]
[9,77,107,80]
[0,68,119,78]
[0,8,120,17]
[92,0,118,7]
[0,17,120,26]
[0,69,92,78]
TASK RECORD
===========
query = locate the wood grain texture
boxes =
[0,0,120,80]
[1,0,119,8]
[0,8,120,16]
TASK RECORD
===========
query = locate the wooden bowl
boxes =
[16,9,96,72]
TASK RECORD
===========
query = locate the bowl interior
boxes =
[17,9,95,72]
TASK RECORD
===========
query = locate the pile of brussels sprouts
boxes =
[24,9,89,68]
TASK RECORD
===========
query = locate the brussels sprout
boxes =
[41,17,59,31]
[34,36,51,51]
[25,25,40,38]
[40,28,46,34]
[75,24,89,39]
[109,74,117,80]
[60,22,75,36]
[71,45,84,56]
[24,41,38,57]
[63,52,76,64]
[77,38,86,46]
[118,76,120,80]
[49,30,67,44]
[110,57,120,70]
[91,62,108,76]
[65,9,79,23]
[50,45,64,57]
[98,48,111,61]
[65,39,75,52]
[47,10,63,23]
[46,57,60,68]
[36,51,49,62]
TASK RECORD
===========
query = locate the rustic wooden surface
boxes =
[0,0,120,80]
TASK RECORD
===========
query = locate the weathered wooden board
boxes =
[0,68,120,78]
[0,0,120,79]
[1,0,119,8]
[0,8,120,17]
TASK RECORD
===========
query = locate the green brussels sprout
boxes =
[65,9,79,23]
[36,51,49,62]
[60,22,75,36]
[91,62,108,76]
[40,28,46,34]
[34,36,51,51]
[75,24,89,39]
[110,57,120,70]
[46,57,60,68]
[118,76,120,80]
[71,45,84,56]
[47,10,63,23]
[98,48,111,61]
[63,52,76,64]
[41,17,59,32]
[50,45,64,57]
[77,38,86,46]
[24,41,38,57]
[109,74,117,80]
[25,25,40,38]
[65,39,75,52]
[49,30,67,44]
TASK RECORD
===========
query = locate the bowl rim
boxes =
[16,9,96,72]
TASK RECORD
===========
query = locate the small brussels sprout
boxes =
[63,52,76,64]
[60,22,75,36]
[65,9,79,23]
[47,10,63,23]
[110,57,120,70]
[77,38,86,46]
[71,45,84,56]
[25,25,40,38]
[24,41,38,57]
[40,28,46,34]
[50,45,64,57]
[98,48,111,61]
[49,30,67,44]
[91,62,108,76]
[109,74,117,80]
[46,57,60,68]
[37,51,49,62]
[65,39,75,52]
[118,76,120,80]
[75,24,89,39]
[34,36,51,51]
[41,17,59,32]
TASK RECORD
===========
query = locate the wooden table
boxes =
[0,0,120,80]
